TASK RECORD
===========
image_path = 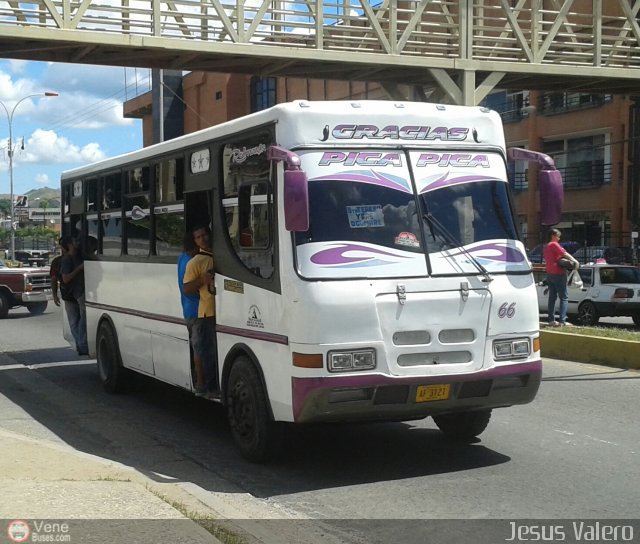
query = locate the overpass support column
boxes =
[152,69,184,144]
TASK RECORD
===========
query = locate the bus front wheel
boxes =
[433,409,492,441]
[226,356,282,462]
[96,321,128,393]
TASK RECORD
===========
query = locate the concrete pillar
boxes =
[152,69,184,144]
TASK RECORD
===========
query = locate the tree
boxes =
[40,200,50,227]
[0,199,10,218]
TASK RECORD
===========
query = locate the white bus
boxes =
[61,100,563,461]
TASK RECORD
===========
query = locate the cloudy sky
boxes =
[0,59,150,199]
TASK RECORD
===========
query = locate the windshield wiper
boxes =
[423,213,493,283]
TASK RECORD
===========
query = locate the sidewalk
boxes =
[0,428,223,543]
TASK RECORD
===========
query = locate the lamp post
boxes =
[1,92,58,261]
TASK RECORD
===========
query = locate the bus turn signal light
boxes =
[292,353,323,368]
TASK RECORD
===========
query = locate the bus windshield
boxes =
[420,178,518,253]
[295,149,525,279]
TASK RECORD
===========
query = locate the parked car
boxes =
[0,265,53,318]
[572,245,624,265]
[535,264,640,326]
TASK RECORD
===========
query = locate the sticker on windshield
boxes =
[394,232,420,248]
[346,205,384,228]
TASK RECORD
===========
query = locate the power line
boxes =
[45,73,152,136]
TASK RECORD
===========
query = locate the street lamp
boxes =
[1,92,58,262]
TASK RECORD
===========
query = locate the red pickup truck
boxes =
[0,264,53,318]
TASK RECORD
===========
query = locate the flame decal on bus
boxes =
[310,243,413,267]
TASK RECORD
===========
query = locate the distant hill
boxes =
[0,187,61,207]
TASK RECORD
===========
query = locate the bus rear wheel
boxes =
[226,356,282,462]
[433,409,492,441]
[96,321,128,393]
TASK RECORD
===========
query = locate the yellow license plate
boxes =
[416,384,450,403]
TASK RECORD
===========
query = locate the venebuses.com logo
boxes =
[6,519,71,542]
[6,520,30,543]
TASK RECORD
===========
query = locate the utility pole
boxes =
[1,92,58,261]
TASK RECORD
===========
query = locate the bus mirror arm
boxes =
[507,147,564,226]
[267,145,310,232]
[267,145,301,170]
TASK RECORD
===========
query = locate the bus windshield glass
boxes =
[294,149,527,279]
[420,178,518,253]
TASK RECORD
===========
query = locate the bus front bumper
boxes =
[291,360,542,423]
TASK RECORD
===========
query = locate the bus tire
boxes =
[226,356,282,462]
[433,409,492,441]
[96,321,128,394]
[26,301,48,315]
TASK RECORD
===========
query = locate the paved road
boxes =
[1,305,639,543]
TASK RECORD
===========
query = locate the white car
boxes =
[535,264,640,326]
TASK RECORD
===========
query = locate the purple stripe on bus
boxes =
[310,170,412,193]
[448,243,527,264]
[419,174,498,192]
[291,360,542,422]
[217,325,289,345]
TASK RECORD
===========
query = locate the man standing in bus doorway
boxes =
[543,228,579,327]
[49,239,66,307]
[183,226,219,398]
[177,232,201,393]
[59,236,89,355]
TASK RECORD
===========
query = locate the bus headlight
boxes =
[328,349,376,372]
[493,338,530,360]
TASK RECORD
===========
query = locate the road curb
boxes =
[540,329,640,370]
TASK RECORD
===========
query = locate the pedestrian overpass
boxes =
[1,0,640,104]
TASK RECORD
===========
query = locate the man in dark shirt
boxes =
[59,236,88,355]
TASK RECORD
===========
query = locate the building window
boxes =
[484,90,530,123]
[538,93,612,115]
[543,134,610,189]
[250,77,276,112]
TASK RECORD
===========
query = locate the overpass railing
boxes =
[1,1,640,69]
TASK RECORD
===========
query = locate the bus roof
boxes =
[61,100,505,180]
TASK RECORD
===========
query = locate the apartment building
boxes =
[124,72,640,260]
[492,90,638,255]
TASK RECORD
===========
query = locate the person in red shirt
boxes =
[543,228,579,327]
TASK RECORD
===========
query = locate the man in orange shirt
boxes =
[183,226,218,397]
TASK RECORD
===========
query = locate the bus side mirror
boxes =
[283,170,309,232]
[539,169,564,226]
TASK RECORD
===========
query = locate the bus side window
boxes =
[124,165,151,256]
[99,172,123,256]
[153,157,185,257]
[222,138,274,280]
